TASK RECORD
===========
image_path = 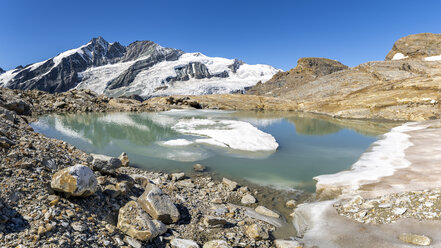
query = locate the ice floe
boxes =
[172,118,279,152]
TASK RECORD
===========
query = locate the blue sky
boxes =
[1,0,440,71]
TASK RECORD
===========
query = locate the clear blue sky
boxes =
[1,0,440,71]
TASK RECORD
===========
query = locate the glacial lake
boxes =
[31,110,397,192]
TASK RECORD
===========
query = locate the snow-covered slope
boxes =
[0,37,280,98]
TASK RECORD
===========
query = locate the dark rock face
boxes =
[106,46,183,90]
[228,59,244,73]
[5,37,127,93]
[164,62,229,83]
[2,37,187,94]
[386,33,441,60]
[0,68,4,74]
[247,57,348,97]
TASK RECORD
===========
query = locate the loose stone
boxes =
[137,183,180,224]
[246,224,269,240]
[170,238,200,248]
[241,194,257,205]
[117,201,167,241]
[50,164,97,197]
[255,206,280,218]
[203,240,231,248]
[398,233,431,246]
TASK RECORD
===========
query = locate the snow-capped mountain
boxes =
[0,37,280,98]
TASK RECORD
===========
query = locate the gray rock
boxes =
[170,238,200,248]
[204,216,227,228]
[90,153,122,174]
[71,221,86,232]
[50,164,97,197]
[124,235,142,248]
[0,106,16,122]
[4,100,31,115]
[244,208,285,227]
[137,183,180,224]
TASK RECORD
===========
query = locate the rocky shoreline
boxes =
[0,87,303,248]
[2,84,441,247]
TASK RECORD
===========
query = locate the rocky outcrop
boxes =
[50,164,98,197]
[3,37,126,93]
[386,33,441,60]
[164,62,229,83]
[0,68,4,74]
[247,57,348,97]
[106,43,183,90]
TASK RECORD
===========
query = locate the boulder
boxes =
[117,201,167,241]
[222,178,238,191]
[203,240,231,248]
[285,200,297,209]
[193,163,206,172]
[89,153,122,174]
[50,164,97,197]
[172,172,185,181]
[170,238,200,248]
[137,183,180,224]
[119,152,130,167]
[0,106,16,122]
[4,100,31,115]
[241,194,257,205]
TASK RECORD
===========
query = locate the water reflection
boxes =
[31,110,399,191]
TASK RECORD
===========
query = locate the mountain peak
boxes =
[0,67,4,74]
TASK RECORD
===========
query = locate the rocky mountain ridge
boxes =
[0,37,279,98]
[240,33,441,121]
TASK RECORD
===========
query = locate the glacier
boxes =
[0,37,280,98]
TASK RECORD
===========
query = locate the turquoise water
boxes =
[31,110,395,192]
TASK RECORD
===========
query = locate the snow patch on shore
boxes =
[314,122,425,194]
